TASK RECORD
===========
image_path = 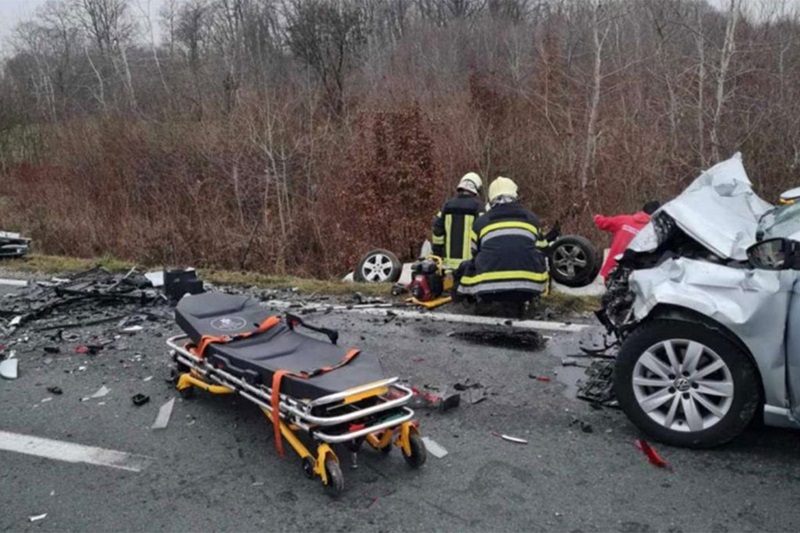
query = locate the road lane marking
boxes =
[0,278,28,287]
[0,431,152,472]
[266,300,591,333]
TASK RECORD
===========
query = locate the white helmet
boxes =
[457,172,482,196]
[488,176,518,203]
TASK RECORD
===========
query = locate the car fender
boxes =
[628,258,792,410]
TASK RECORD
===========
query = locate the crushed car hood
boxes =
[629,153,773,260]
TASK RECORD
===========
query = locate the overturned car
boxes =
[0,231,30,258]
[598,153,800,448]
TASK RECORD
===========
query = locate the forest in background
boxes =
[1,0,800,277]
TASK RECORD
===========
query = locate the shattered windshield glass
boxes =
[757,203,800,240]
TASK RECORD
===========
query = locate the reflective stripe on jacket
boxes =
[457,202,549,296]
[431,194,483,269]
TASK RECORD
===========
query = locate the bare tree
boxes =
[285,0,368,116]
[710,0,740,163]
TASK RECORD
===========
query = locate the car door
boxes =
[789,278,800,421]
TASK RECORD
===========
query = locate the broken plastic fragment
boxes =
[90,385,110,398]
[29,514,47,522]
[0,359,19,380]
[635,439,671,470]
[152,398,175,430]
[9,316,22,327]
[123,325,144,333]
[491,431,528,444]
[132,394,150,406]
[421,436,448,458]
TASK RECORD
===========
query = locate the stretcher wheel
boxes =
[324,459,344,496]
[302,457,315,479]
[403,434,427,468]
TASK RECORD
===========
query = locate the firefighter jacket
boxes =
[456,201,549,297]
[431,194,484,269]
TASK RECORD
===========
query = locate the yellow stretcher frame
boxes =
[168,336,426,496]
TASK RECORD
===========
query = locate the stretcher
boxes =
[166,292,426,495]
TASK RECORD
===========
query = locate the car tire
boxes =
[353,249,402,283]
[548,235,601,287]
[614,319,760,449]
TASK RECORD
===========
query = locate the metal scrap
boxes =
[0,267,167,334]
[576,359,618,407]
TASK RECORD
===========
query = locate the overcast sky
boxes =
[1,0,799,56]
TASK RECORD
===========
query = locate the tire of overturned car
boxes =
[548,235,601,287]
[614,319,761,449]
[354,249,403,283]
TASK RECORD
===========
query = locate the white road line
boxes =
[266,300,590,333]
[0,278,28,287]
[0,431,152,472]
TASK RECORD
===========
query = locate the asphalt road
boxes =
[2,288,800,532]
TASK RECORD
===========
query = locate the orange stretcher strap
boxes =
[270,348,361,456]
[195,316,281,359]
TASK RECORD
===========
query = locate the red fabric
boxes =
[594,211,651,279]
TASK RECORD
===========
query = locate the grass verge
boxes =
[2,254,600,315]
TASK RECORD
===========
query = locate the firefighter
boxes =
[594,200,660,280]
[455,177,549,301]
[431,173,484,269]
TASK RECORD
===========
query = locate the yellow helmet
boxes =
[457,172,482,195]
[488,176,518,202]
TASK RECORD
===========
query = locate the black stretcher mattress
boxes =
[176,292,386,400]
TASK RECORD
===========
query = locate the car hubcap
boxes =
[632,339,734,432]
[553,244,588,279]
[362,254,393,282]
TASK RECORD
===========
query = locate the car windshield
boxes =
[757,202,800,239]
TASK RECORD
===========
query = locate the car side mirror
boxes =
[747,238,800,270]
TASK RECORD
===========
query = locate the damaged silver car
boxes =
[597,153,800,448]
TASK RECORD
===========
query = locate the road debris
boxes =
[132,394,150,406]
[635,439,672,470]
[0,267,169,334]
[491,432,528,444]
[152,398,175,430]
[82,385,110,401]
[421,436,449,458]
[569,416,594,433]
[528,374,551,382]
[410,387,461,412]
[28,513,47,523]
[450,328,545,351]
[576,359,618,407]
[46,386,63,395]
[0,358,19,379]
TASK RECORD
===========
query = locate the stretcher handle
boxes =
[285,313,339,345]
